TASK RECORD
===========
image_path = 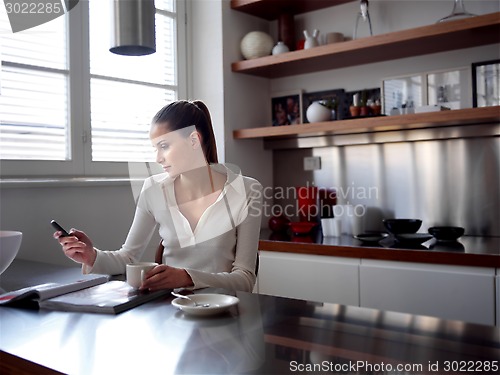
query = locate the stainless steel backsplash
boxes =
[272,134,500,236]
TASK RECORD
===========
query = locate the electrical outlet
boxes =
[304,156,321,171]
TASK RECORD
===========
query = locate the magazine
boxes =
[0,274,109,308]
[38,281,171,314]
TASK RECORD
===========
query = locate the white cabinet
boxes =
[258,251,360,306]
[360,259,496,326]
[496,271,499,326]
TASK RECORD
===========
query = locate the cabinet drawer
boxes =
[360,259,495,325]
[258,251,360,306]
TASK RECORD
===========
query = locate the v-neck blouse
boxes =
[165,177,226,246]
[85,164,263,292]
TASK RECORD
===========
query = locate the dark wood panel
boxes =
[231,0,354,20]
[258,238,500,268]
[0,351,65,375]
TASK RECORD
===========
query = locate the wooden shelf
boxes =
[233,106,500,139]
[230,0,353,20]
[231,12,500,78]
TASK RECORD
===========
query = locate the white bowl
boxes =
[172,294,239,317]
[0,231,22,275]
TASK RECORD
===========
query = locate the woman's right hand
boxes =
[54,229,97,268]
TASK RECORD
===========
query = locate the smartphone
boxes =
[51,220,70,237]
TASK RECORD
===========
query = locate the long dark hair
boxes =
[152,100,218,164]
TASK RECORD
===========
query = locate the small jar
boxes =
[272,41,289,55]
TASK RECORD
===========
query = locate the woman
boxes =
[55,100,263,292]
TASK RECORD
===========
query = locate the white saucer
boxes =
[171,293,239,316]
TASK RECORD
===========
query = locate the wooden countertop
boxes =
[259,230,500,268]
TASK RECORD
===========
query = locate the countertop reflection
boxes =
[1,260,499,374]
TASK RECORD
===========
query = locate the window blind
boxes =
[0,15,69,160]
[90,78,175,162]
[89,0,178,162]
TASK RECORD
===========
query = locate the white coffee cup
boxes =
[321,217,342,237]
[126,262,158,289]
[350,204,367,236]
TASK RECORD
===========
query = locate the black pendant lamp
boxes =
[110,0,156,56]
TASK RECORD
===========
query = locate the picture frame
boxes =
[426,66,471,110]
[382,73,423,115]
[472,59,500,108]
[383,67,473,115]
[302,89,345,122]
[271,90,303,126]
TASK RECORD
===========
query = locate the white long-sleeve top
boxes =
[84,164,263,292]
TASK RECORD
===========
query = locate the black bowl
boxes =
[429,241,465,252]
[354,232,389,244]
[395,233,433,245]
[383,219,422,234]
[428,226,465,242]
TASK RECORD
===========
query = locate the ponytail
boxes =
[152,100,218,164]
[191,100,218,164]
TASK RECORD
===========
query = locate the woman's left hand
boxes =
[140,264,193,291]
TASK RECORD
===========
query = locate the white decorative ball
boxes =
[306,102,331,123]
[240,31,274,60]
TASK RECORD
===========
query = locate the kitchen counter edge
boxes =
[258,237,500,268]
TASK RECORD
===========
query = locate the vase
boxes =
[437,0,476,23]
[296,186,319,223]
[306,102,331,123]
[303,29,319,49]
[278,12,295,52]
[272,41,289,55]
[240,31,274,60]
[268,214,290,232]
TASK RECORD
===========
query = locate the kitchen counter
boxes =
[1,260,499,374]
[259,229,500,268]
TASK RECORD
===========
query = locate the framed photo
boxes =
[302,89,345,122]
[472,59,500,107]
[426,67,471,109]
[382,74,423,115]
[271,90,303,126]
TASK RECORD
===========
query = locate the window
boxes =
[0,0,185,177]
[0,14,68,161]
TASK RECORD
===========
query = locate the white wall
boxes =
[286,0,498,43]
[188,0,274,222]
[188,0,226,162]
[0,182,159,266]
[221,1,273,189]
